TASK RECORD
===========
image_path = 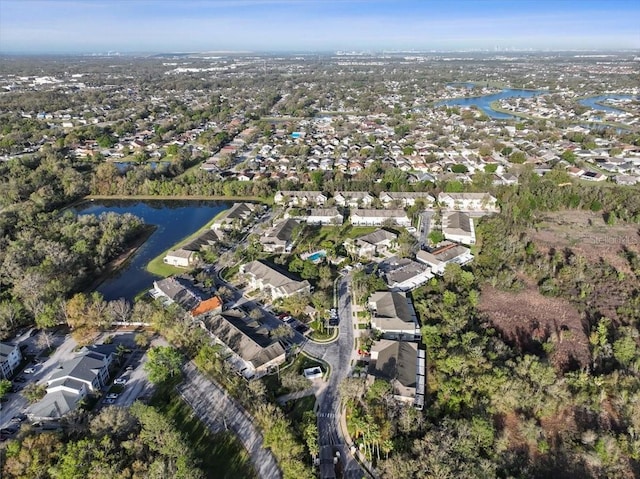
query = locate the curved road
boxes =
[209,264,369,479]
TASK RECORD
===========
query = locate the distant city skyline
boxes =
[1,0,639,54]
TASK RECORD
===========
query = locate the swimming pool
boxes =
[306,250,327,262]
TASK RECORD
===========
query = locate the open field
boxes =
[480,280,590,372]
[530,210,640,275]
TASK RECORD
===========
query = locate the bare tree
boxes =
[249,308,263,321]
[271,324,294,340]
[35,330,54,350]
[109,297,132,324]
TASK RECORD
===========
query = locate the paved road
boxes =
[311,274,369,479]
[179,361,281,479]
[419,211,434,248]
[210,264,369,478]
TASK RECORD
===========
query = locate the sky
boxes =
[0,0,639,54]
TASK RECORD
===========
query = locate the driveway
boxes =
[179,361,281,479]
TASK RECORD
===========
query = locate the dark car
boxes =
[1,427,18,435]
[329,317,339,327]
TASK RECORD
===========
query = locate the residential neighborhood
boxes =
[0,29,639,479]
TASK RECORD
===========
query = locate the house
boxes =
[29,349,112,422]
[240,260,311,301]
[377,256,433,291]
[350,209,411,227]
[47,351,111,394]
[442,212,476,245]
[212,202,258,230]
[615,175,640,186]
[580,171,607,182]
[379,191,435,208]
[416,242,473,275]
[306,208,344,225]
[201,309,286,378]
[181,229,222,252]
[163,248,197,268]
[274,190,327,207]
[368,291,419,339]
[438,192,498,212]
[261,218,300,253]
[0,342,22,379]
[334,191,374,208]
[191,296,223,317]
[151,277,205,311]
[29,390,86,422]
[345,229,397,260]
[368,339,425,406]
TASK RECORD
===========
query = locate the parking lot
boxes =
[1,329,154,436]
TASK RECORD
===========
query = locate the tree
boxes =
[0,378,12,400]
[272,324,294,340]
[135,332,151,348]
[429,230,445,245]
[509,151,527,164]
[35,330,54,350]
[63,292,110,345]
[249,308,263,321]
[90,406,137,438]
[0,300,25,338]
[21,383,47,403]
[144,346,183,384]
[108,297,132,324]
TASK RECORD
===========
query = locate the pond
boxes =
[74,199,231,301]
[113,161,171,172]
[436,88,546,119]
[579,94,636,114]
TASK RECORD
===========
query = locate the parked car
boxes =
[103,398,116,404]
[113,377,128,385]
[14,376,26,383]
[23,367,36,374]
[106,393,119,400]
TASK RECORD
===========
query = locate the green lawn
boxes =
[151,382,256,479]
[146,208,230,277]
[309,320,336,341]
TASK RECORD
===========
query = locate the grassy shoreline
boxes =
[84,194,269,203]
[146,207,231,277]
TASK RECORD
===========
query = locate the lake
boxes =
[579,94,636,114]
[113,161,171,172]
[74,199,231,301]
[436,88,545,119]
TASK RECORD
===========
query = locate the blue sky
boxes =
[1,0,638,53]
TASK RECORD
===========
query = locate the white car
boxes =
[113,377,127,385]
[23,367,36,374]
[106,393,119,400]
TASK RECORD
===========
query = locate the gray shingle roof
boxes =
[368,340,418,388]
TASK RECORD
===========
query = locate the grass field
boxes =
[151,382,256,479]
